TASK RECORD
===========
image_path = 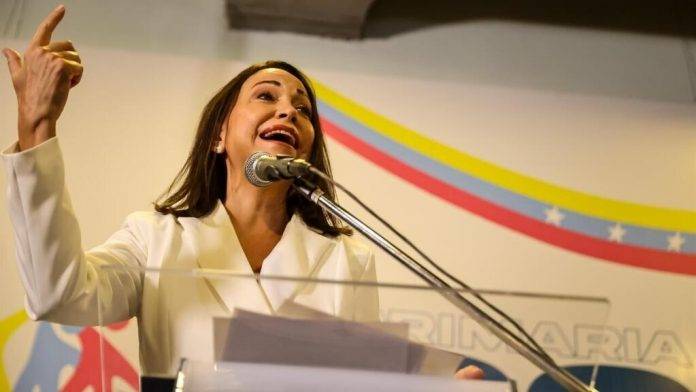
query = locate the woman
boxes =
[3,5,484,381]
[2,5,378,377]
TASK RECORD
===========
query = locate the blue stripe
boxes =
[319,101,696,254]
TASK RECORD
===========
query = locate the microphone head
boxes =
[244,151,273,187]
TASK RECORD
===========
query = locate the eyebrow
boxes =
[252,79,307,96]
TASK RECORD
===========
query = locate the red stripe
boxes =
[321,118,696,276]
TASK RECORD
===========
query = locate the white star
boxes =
[667,233,685,252]
[544,206,565,226]
[608,223,626,243]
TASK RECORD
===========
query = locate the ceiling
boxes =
[225,0,696,39]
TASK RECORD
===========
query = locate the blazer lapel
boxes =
[179,201,271,314]
[259,215,337,313]
[179,201,337,315]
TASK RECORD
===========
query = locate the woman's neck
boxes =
[223,181,289,234]
[223,170,292,272]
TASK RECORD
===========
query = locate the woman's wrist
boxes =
[18,116,56,152]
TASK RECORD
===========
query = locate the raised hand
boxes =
[3,5,83,151]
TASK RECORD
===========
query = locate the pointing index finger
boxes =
[30,5,65,47]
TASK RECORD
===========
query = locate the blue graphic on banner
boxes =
[14,323,82,392]
[529,365,690,391]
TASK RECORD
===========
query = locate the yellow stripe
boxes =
[313,80,696,232]
[0,310,28,391]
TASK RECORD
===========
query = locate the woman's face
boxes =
[220,68,315,172]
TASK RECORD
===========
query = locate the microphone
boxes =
[244,151,312,187]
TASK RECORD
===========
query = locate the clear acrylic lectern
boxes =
[95,265,610,391]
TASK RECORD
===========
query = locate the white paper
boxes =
[214,308,466,376]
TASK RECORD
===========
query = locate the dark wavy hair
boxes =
[154,61,350,237]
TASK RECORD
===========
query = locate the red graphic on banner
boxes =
[61,321,138,392]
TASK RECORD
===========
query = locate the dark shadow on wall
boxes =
[364,0,696,38]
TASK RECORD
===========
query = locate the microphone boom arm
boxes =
[292,177,596,392]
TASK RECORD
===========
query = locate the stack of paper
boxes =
[213,307,465,376]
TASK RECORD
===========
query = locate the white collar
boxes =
[179,200,336,312]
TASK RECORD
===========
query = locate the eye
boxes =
[257,91,275,101]
[296,105,312,117]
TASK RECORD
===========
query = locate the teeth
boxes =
[262,129,296,147]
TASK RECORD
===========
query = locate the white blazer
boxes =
[2,137,379,376]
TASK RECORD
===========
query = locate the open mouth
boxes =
[259,126,298,149]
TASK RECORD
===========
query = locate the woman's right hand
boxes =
[3,4,83,151]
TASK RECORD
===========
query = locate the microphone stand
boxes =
[293,177,597,392]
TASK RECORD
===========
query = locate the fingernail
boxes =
[55,4,65,11]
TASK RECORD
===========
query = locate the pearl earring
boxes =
[214,142,224,154]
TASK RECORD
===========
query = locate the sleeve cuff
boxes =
[1,137,59,156]
[1,137,64,187]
